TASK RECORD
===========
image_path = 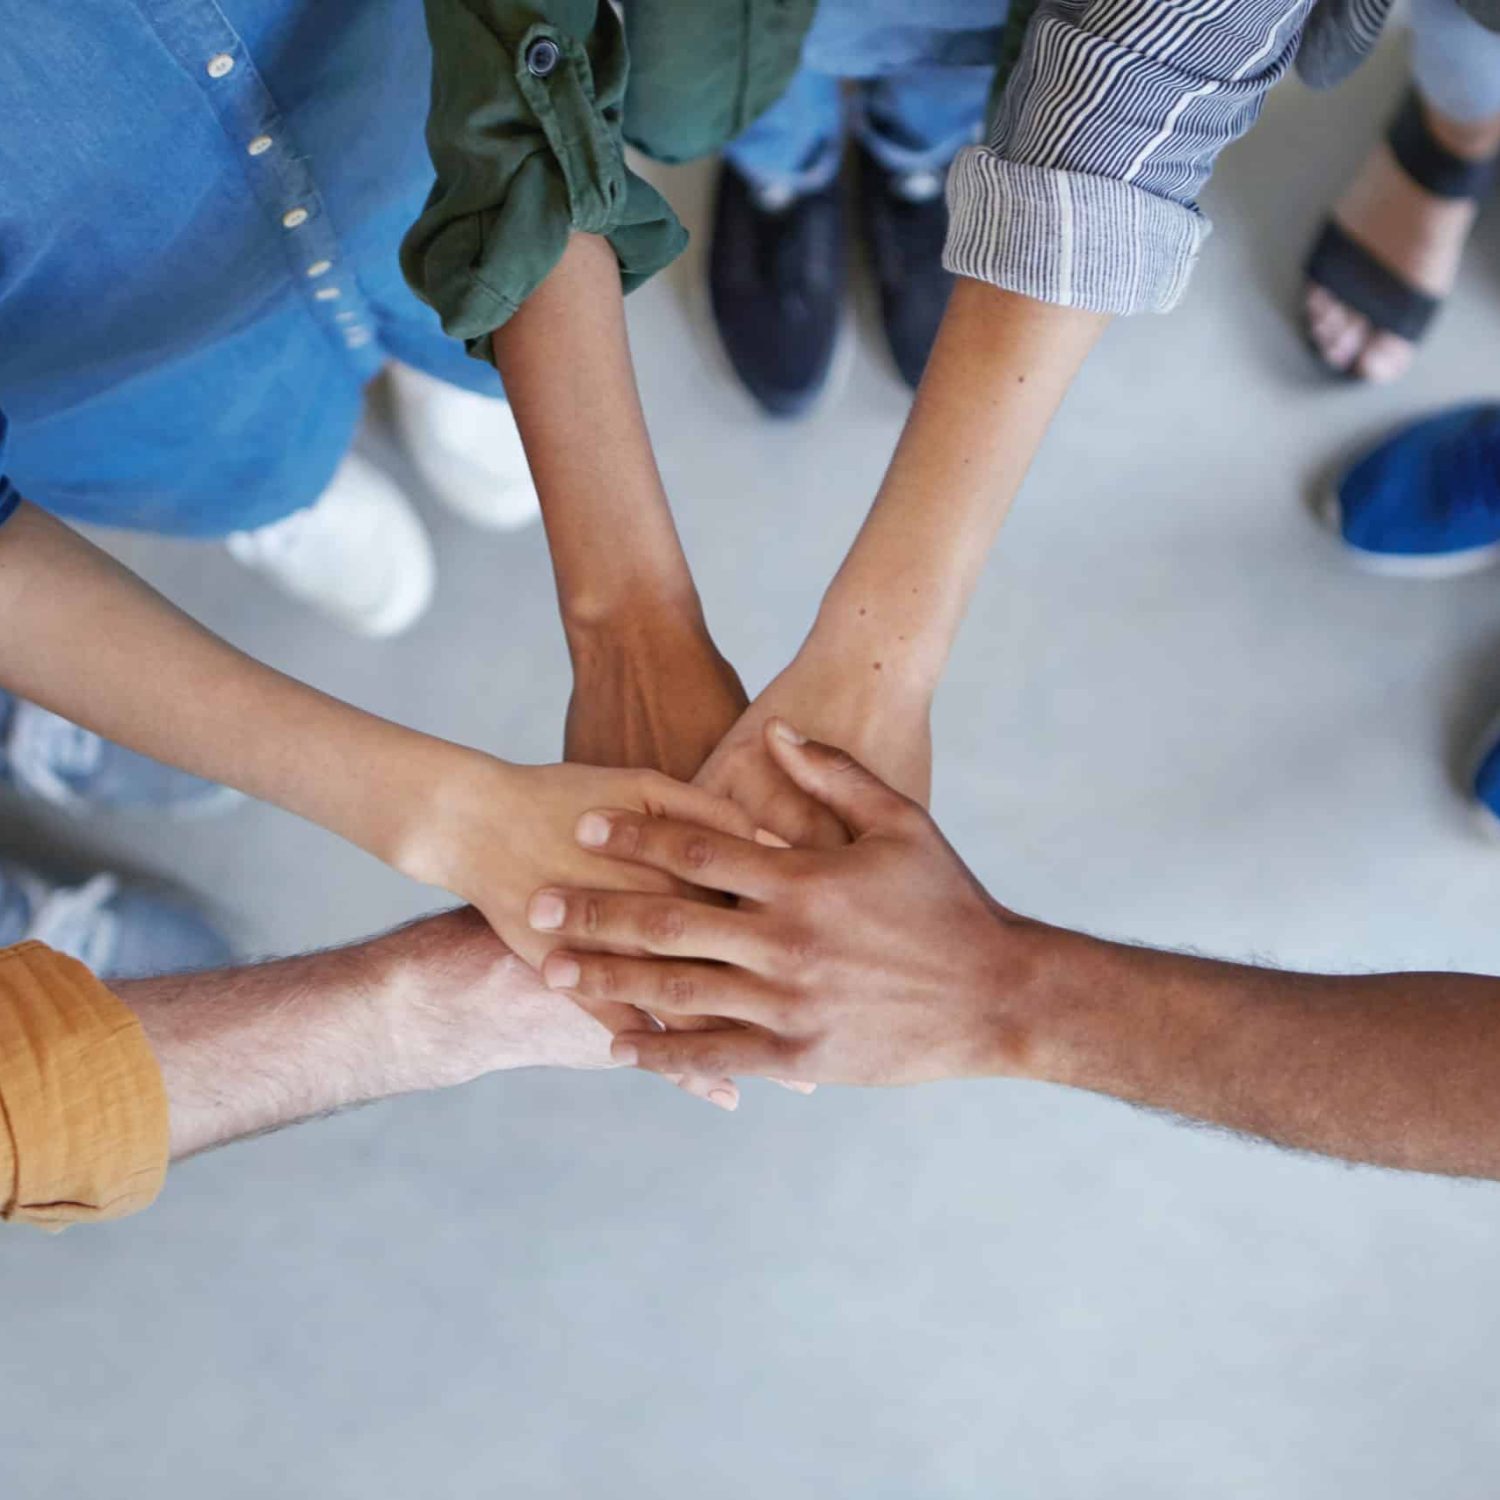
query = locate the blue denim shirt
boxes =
[0,0,496,538]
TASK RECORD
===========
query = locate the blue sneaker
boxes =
[1470,719,1500,836]
[0,858,233,980]
[1320,404,1500,577]
[0,692,241,817]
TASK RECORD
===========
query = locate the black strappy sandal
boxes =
[1304,91,1498,377]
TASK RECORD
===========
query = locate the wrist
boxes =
[561,572,706,645]
[804,578,950,700]
[359,907,611,1090]
[971,916,1140,1085]
[351,913,482,1096]
[389,741,521,896]
[986,921,1225,1099]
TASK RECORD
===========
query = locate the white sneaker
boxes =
[387,361,541,532]
[226,451,436,638]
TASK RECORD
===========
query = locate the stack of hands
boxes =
[417,610,1014,1110]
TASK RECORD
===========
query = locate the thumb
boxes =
[762,719,913,838]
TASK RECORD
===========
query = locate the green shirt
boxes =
[403,2,671,358]
[400,0,828,362]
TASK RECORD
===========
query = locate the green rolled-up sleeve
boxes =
[401,0,688,362]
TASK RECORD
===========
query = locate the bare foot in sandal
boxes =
[1304,94,1500,383]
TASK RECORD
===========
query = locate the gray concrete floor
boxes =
[8,41,1500,1499]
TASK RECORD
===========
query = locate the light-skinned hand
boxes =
[693,647,933,850]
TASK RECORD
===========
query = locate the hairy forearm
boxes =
[1019,926,1500,1178]
[490,232,701,634]
[810,283,1107,682]
[117,940,394,1158]
[0,502,472,875]
[117,908,604,1158]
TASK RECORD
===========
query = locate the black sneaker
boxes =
[855,142,954,390]
[708,161,844,418]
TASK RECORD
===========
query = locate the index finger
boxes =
[575,811,782,901]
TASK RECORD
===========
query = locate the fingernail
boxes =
[528,891,566,930]
[754,827,792,848]
[543,954,580,989]
[611,1039,639,1066]
[575,811,612,848]
[709,1087,739,1112]
[771,719,806,745]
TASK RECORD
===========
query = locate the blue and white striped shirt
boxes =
[945,0,1373,312]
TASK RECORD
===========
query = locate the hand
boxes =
[694,642,933,849]
[405,749,762,1108]
[533,722,1035,1087]
[368,906,624,1090]
[564,610,748,780]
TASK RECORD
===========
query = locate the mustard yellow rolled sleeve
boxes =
[0,942,168,1230]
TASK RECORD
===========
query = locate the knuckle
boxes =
[611,819,643,856]
[582,896,602,935]
[680,833,714,873]
[647,903,686,944]
[757,992,799,1032]
[661,969,696,1009]
[691,1043,729,1076]
[591,958,619,999]
[769,927,820,982]
[633,1040,671,1072]
[784,1037,818,1074]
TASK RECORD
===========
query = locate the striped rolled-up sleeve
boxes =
[946,0,1316,314]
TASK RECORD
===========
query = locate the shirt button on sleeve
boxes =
[524,38,560,77]
[206,53,235,79]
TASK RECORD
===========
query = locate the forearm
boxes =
[0,502,471,874]
[117,908,586,1159]
[1020,927,1500,1178]
[117,941,395,1158]
[490,232,701,635]
[809,283,1107,681]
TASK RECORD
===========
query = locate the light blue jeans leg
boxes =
[1409,0,1500,124]
[723,68,846,199]
[851,66,993,179]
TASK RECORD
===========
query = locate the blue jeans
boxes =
[723,0,1006,197]
[725,67,996,197]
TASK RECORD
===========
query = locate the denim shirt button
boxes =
[525,38,560,78]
